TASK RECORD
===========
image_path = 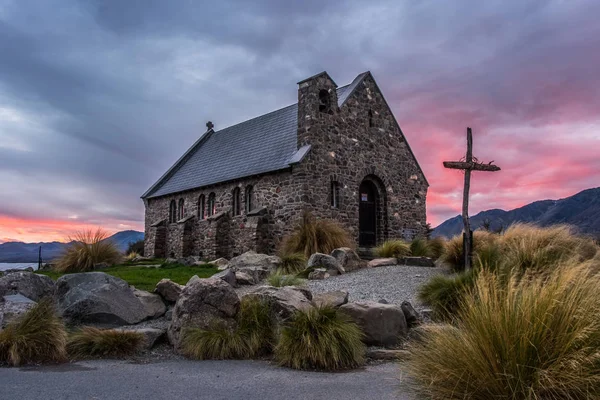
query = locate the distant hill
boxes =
[0,230,144,263]
[433,187,600,238]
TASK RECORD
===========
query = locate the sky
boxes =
[0,0,599,243]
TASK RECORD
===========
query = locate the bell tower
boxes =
[296,71,338,147]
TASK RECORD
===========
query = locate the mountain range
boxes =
[433,187,600,238]
[0,230,144,263]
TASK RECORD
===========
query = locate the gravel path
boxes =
[307,265,447,309]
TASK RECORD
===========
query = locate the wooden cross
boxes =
[443,127,500,270]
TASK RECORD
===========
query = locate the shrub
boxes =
[0,299,68,366]
[267,272,306,287]
[277,252,307,274]
[409,237,445,259]
[275,306,365,371]
[54,228,122,273]
[67,327,144,359]
[280,212,353,258]
[417,270,476,320]
[126,239,145,257]
[181,298,275,360]
[374,240,410,258]
[410,263,600,399]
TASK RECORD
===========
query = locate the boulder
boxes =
[168,277,240,348]
[308,268,329,280]
[228,251,281,271]
[213,269,237,287]
[367,258,398,268]
[234,267,269,285]
[235,271,256,285]
[307,253,345,275]
[177,256,201,266]
[0,294,36,328]
[340,301,407,347]
[331,248,365,272]
[399,256,435,267]
[312,290,348,308]
[117,327,166,350]
[401,301,420,327]
[154,279,184,303]
[244,286,313,320]
[0,271,55,302]
[210,258,229,270]
[93,262,110,270]
[56,272,148,326]
[133,289,167,319]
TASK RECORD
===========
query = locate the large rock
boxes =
[0,294,36,328]
[367,258,398,268]
[243,286,313,320]
[234,267,269,285]
[308,268,329,280]
[307,253,345,275]
[56,272,148,326]
[228,251,281,285]
[168,277,240,348]
[154,279,184,303]
[133,289,166,319]
[401,301,420,327]
[213,269,237,287]
[0,272,55,302]
[312,290,348,308]
[210,258,229,270]
[340,301,407,347]
[399,256,435,267]
[331,248,365,272]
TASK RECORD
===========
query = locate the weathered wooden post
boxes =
[443,128,500,270]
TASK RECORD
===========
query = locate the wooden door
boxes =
[359,181,377,246]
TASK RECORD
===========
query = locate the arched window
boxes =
[198,195,205,220]
[245,185,254,213]
[178,198,185,220]
[232,187,241,216]
[330,181,340,208]
[169,200,177,223]
[318,89,331,114]
[368,109,374,128]
[207,192,216,217]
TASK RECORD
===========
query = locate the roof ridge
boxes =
[214,102,297,133]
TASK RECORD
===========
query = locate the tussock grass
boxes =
[417,270,476,320]
[275,306,365,371]
[277,252,307,274]
[280,212,353,258]
[374,240,410,258]
[267,272,306,287]
[441,230,499,272]
[410,263,600,399]
[54,229,122,273]
[125,251,140,262]
[181,297,276,360]
[67,327,144,359]
[0,299,68,366]
[409,237,445,259]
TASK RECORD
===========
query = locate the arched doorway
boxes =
[359,179,379,246]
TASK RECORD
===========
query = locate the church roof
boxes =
[142,73,368,199]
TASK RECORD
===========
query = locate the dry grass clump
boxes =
[374,240,410,258]
[417,270,477,320]
[125,251,140,262]
[277,252,307,274]
[267,272,306,287]
[275,306,365,371]
[440,230,499,272]
[181,297,276,360]
[67,327,144,359]
[409,237,445,259]
[280,212,353,258]
[54,228,122,273]
[410,262,600,399]
[0,299,68,366]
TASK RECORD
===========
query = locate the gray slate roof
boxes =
[143,73,368,199]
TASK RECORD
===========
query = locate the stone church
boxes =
[142,71,428,259]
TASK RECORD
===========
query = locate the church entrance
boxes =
[359,179,379,247]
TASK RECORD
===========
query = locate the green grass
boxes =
[277,252,307,274]
[374,240,410,258]
[67,327,144,359]
[40,262,218,291]
[267,272,306,287]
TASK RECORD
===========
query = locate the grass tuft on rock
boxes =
[280,212,353,258]
[67,327,144,359]
[267,272,306,287]
[277,252,307,274]
[410,263,600,399]
[0,299,68,366]
[181,297,276,360]
[54,228,122,273]
[275,306,365,371]
[374,240,410,258]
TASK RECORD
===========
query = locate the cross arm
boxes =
[443,161,501,172]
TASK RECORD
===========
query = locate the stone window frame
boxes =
[330,180,341,209]
[245,185,254,213]
[169,200,177,223]
[198,194,206,220]
[232,187,241,216]
[178,198,185,220]
[207,192,216,217]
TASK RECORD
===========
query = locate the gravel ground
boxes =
[307,265,447,309]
